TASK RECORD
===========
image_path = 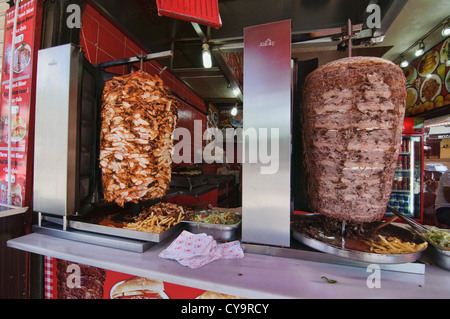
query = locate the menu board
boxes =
[0,0,37,206]
[405,36,450,116]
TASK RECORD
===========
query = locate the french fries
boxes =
[123,202,186,234]
[124,212,182,234]
[364,235,427,254]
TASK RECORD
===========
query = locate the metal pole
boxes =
[348,19,352,57]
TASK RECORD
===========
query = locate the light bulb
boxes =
[442,26,450,37]
[415,42,425,57]
[202,43,212,68]
[415,48,424,57]
[400,59,409,68]
[231,107,238,116]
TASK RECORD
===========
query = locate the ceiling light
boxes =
[231,107,238,116]
[442,19,450,36]
[232,87,240,96]
[400,57,409,68]
[202,43,212,68]
[415,42,425,57]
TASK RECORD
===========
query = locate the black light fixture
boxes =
[337,40,348,52]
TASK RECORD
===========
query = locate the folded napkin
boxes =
[158,230,244,268]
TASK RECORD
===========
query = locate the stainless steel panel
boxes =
[33,44,82,216]
[242,20,291,246]
[242,243,426,274]
[32,222,153,253]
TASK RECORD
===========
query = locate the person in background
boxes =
[423,180,438,226]
[435,169,450,227]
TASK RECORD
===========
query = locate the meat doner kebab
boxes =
[99,70,178,207]
[299,57,427,254]
[302,57,406,223]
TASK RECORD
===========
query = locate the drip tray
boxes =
[33,221,154,253]
[242,241,426,275]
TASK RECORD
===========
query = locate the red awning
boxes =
[156,0,222,29]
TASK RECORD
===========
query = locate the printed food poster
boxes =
[46,257,244,299]
[405,36,450,116]
[0,0,37,206]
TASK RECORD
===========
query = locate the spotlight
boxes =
[415,42,425,57]
[231,107,238,116]
[442,26,450,37]
[202,43,212,68]
[442,19,450,36]
[400,58,409,68]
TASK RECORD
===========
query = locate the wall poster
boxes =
[0,0,37,207]
[405,36,450,116]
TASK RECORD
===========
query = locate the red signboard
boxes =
[156,0,222,28]
[44,257,243,299]
[0,0,37,206]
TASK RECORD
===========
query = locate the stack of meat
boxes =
[302,57,406,223]
[100,70,178,207]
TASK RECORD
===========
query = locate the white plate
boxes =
[404,65,417,86]
[445,68,450,93]
[406,87,418,108]
[440,38,450,65]
[420,74,442,102]
[417,50,439,77]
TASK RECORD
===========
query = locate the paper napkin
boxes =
[158,230,244,268]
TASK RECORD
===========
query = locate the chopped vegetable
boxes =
[425,227,450,249]
[189,211,241,225]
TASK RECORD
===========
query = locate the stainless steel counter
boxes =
[7,232,450,299]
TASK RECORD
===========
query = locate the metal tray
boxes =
[182,212,241,242]
[292,230,425,264]
[291,214,427,264]
[386,206,450,270]
[427,243,450,270]
[57,202,186,243]
[414,230,450,271]
[68,219,185,242]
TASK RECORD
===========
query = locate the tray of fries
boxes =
[68,202,187,242]
[291,214,428,264]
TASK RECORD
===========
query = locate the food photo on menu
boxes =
[405,37,450,116]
